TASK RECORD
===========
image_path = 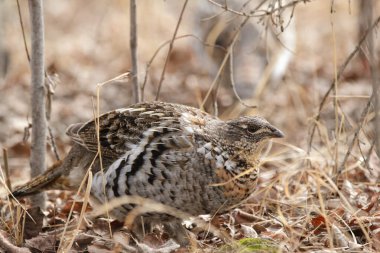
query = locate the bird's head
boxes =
[216,116,284,158]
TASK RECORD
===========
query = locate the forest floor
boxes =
[0,1,379,252]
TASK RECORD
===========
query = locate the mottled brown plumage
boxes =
[12,101,283,244]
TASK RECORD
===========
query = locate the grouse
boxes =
[12,101,283,244]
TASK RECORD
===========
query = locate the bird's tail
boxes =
[10,160,64,198]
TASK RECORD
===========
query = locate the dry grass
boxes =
[0,0,380,252]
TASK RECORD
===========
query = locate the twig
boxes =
[212,80,220,116]
[201,16,250,109]
[2,149,12,192]
[90,73,131,236]
[130,0,141,103]
[44,73,57,127]
[229,48,256,108]
[307,16,380,154]
[331,11,340,177]
[28,0,47,209]
[48,125,60,161]
[16,0,30,61]
[141,34,226,100]
[207,0,309,18]
[338,94,374,175]
[60,171,92,252]
[364,138,376,174]
[57,158,97,251]
[0,148,18,246]
[18,0,59,161]
[155,0,188,101]
[367,10,380,158]
[201,0,274,109]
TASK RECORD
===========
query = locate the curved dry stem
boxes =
[207,0,308,18]
[307,16,380,155]
[155,0,189,101]
[89,195,233,244]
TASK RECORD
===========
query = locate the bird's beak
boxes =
[270,126,284,138]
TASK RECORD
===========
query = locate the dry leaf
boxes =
[25,234,56,252]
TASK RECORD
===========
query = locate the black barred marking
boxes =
[121,203,136,213]
[99,128,110,146]
[150,143,168,167]
[169,190,175,201]
[169,138,178,147]
[129,150,145,177]
[161,168,169,181]
[112,156,128,197]
[148,172,156,184]
[152,130,160,138]
[125,136,157,193]
[124,127,176,194]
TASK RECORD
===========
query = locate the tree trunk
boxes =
[29,0,46,209]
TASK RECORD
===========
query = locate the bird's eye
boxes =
[246,125,261,134]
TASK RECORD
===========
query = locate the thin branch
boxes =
[201,0,275,109]
[338,94,373,175]
[207,0,309,18]
[367,10,380,158]
[141,34,226,100]
[155,0,188,101]
[130,0,141,103]
[229,48,257,108]
[17,0,30,61]
[28,0,47,208]
[19,0,60,162]
[307,16,380,154]
[211,77,221,116]
[364,138,376,173]
[331,11,340,177]
[48,126,60,161]
[2,149,11,192]
[200,16,251,109]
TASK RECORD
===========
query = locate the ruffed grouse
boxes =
[12,101,283,243]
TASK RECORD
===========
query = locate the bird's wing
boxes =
[65,102,209,159]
